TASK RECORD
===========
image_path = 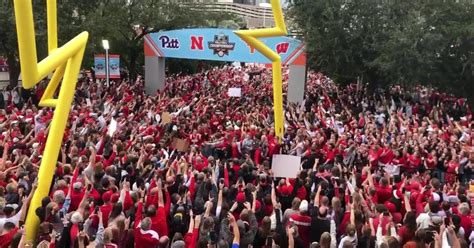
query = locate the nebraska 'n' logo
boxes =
[191,36,204,50]
[276,42,290,54]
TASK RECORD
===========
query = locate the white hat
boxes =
[73,182,83,190]
[299,200,309,212]
[71,211,83,224]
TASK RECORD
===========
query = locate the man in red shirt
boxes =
[288,200,311,247]
[134,217,160,248]
[0,222,18,248]
[375,177,393,204]
[147,179,169,238]
[99,191,113,228]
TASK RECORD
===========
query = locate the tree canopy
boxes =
[289,0,473,101]
[0,0,235,86]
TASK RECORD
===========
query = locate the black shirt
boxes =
[310,207,331,243]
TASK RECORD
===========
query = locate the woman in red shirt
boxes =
[398,211,416,245]
[405,151,421,173]
[424,150,437,172]
[445,156,459,185]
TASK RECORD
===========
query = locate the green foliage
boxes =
[289,0,473,101]
[0,0,235,83]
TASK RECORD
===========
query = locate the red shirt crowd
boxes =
[0,65,472,248]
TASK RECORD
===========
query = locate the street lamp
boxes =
[102,40,110,86]
[259,3,272,28]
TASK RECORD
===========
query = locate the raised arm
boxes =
[187,210,194,234]
[314,184,322,207]
[0,142,9,170]
[287,226,295,248]
[88,146,96,169]
[403,190,412,212]
[252,189,257,213]
[350,202,355,225]
[19,183,37,225]
[216,182,224,216]
[77,184,92,216]
[157,179,164,208]
[229,213,240,245]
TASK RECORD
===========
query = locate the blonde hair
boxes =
[459,202,470,215]
[291,197,301,210]
[346,223,356,237]
[104,227,114,243]
[319,232,331,248]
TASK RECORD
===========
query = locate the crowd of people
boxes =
[0,65,472,248]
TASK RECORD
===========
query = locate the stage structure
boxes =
[144,29,307,102]
[144,0,307,140]
[13,0,88,242]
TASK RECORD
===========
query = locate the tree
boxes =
[0,0,24,87]
[289,0,473,102]
[1,0,236,84]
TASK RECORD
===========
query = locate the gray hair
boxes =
[141,217,152,231]
[53,190,65,204]
[71,211,83,224]
[458,202,470,215]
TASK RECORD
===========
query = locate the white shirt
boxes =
[0,210,22,232]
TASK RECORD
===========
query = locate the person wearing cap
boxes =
[288,199,311,247]
[99,191,113,228]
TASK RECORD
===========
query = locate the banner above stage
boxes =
[144,28,305,65]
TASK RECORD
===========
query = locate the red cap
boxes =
[254,200,261,212]
[102,191,112,203]
[279,185,293,196]
[111,193,120,203]
[236,192,245,203]
[385,201,396,213]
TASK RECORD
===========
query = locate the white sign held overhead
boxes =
[228,87,242,97]
[108,118,117,137]
[271,154,301,178]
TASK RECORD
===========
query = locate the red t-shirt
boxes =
[368,148,382,167]
[134,227,160,248]
[289,214,311,247]
[398,225,415,245]
[69,190,85,212]
[0,227,18,248]
[379,148,394,164]
[151,206,168,238]
[375,185,392,204]
[372,216,390,236]
[100,203,113,228]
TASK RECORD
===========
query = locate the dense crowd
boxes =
[0,65,472,248]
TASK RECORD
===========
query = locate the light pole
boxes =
[102,40,110,86]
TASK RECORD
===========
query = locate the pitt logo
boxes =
[159,35,180,49]
[276,42,290,54]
